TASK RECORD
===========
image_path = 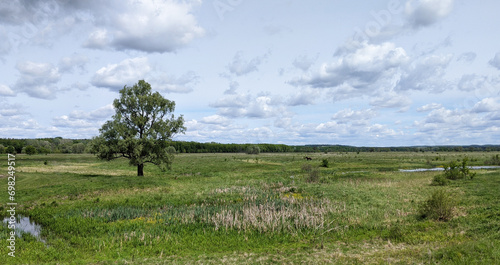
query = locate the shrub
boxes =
[25,145,37,155]
[419,189,456,221]
[246,145,260,155]
[485,154,500,165]
[431,174,450,186]
[320,158,329,168]
[443,157,476,180]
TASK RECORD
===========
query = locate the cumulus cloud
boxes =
[413,100,500,144]
[58,54,89,73]
[152,71,199,94]
[14,61,61,99]
[200,115,229,125]
[292,54,318,72]
[52,104,115,130]
[299,42,408,96]
[417,103,442,112]
[210,93,283,119]
[405,0,454,28]
[471,98,500,113]
[331,108,377,125]
[0,1,204,54]
[107,0,204,53]
[370,93,412,111]
[396,54,452,93]
[286,88,320,106]
[224,80,239,95]
[91,57,151,90]
[489,52,500,70]
[0,84,15,96]
[227,51,269,76]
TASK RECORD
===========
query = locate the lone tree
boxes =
[91,80,185,176]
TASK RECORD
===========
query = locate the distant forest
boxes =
[1,138,500,155]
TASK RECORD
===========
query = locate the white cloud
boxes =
[0,84,15,96]
[83,29,111,49]
[14,61,61,99]
[77,0,205,53]
[332,108,377,125]
[210,93,284,119]
[292,54,318,72]
[52,104,115,132]
[59,54,89,73]
[301,42,408,98]
[91,57,151,90]
[417,103,442,112]
[370,93,412,111]
[200,115,229,125]
[405,0,454,28]
[152,71,199,94]
[286,88,319,106]
[489,52,500,70]
[396,54,452,92]
[471,98,500,113]
[227,51,269,76]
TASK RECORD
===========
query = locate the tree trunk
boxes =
[137,163,144,176]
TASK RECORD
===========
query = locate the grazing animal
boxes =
[304,156,312,161]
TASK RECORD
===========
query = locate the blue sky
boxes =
[1,0,499,146]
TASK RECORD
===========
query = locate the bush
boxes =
[443,157,476,180]
[419,189,456,221]
[25,145,37,155]
[485,154,500,165]
[320,158,329,168]
[246,145,260,155]
[431,174,450,186]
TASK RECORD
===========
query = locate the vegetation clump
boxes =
[246,145,260,155]
[419,189,456,221]
[320,158,329,168]
[443,157,476,180]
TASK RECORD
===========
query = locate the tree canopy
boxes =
[91,80,185,176]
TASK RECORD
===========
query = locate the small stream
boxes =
[399,166,500,172]
[3,215,46,244]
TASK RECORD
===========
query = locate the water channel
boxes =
[399,166,500,172]
[3,215,46,244]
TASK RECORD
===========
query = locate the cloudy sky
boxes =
[1,0,499,146]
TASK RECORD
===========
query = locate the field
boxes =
[1,151,499,264]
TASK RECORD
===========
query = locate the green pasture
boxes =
[0,152,499,264]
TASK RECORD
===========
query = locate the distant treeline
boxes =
[0,138,499,154]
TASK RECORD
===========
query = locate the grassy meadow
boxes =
[1,151,499,264]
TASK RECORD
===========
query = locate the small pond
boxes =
[3,215,46,244]
[399,166,500,172]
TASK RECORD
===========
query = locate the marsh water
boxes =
[399,166,500,172]
[3,215,46,243]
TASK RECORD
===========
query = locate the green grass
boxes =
[0,152,499,264]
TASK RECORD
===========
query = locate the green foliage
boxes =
[90,80,185,176]
[25,145,37,155]
[246,145,260,155]
[486,154,500,165]
[419,189,456,221]
[444,157,476,180]
[431,174,450,186]
[5,145,15,154]
[321,158,329,168]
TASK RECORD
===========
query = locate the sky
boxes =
[1,0,500,146]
